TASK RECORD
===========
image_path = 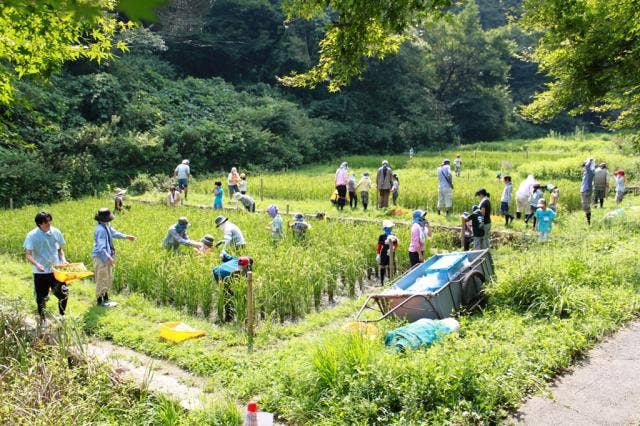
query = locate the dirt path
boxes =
[512,320,640,425]
[85,339,215,410]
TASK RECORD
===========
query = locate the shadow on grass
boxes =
[82,304,109,335]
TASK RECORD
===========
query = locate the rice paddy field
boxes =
[2,134,640,424]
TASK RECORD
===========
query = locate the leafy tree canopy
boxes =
[278,0,453,91]
[520,0,640,129]
[0,0,169,104]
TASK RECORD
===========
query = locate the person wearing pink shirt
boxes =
[334,162,349,211]
[408,209,431,266]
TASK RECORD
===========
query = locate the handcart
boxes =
[355,249,493,322]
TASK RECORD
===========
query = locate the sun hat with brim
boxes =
[215,215,228,227]
[200,234,214,247]
[442,159,450,165]
[382,220,395,229]
[182,159,189,165]
[615,169,625,176]
[114,188,127,196]
[95,208,115,222]
[178,217,189,225]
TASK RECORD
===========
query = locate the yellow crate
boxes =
[159,321,205,343]
[53,263,93,284]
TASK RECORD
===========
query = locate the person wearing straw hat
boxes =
[113,188,128,214]
[195,234,215,255]
[162,216,199,253]
[174,159,191,201]
[92,208,136,307]
[214,215,246,251]
[24,211,68,325]
[376,219,399,285]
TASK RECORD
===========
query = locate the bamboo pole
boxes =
[259,178,263,202]
[9,198,13,209]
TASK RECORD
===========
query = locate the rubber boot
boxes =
[516,212,521,219]
[586,212,591,225]
[97,296,103,306]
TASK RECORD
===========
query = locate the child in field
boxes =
[330,189,339,206]
[614,169,625,204]
[454,155,462,177]
[213,181,224,209]
[525,183,544,228]
[356,172,372,211]
[289,213,311,241]
[461,205,484,250]
[376,220,399,285]
[113,188,127,214]
[534,199,556,242]
[347,173,358,209]
[391,174,400,206]
[500,176,514,226]
[266,204,284,242]
[238,173,248,194]
[194,234,215,255]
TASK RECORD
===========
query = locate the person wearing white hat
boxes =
[376,160,393,208]
[174,159,191,201]
[376,220,399,285]
[234,192,256,212]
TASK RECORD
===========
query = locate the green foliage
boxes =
[521,0,640,129]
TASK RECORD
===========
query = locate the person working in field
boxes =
[454,154,462,177]
[238,173,248,194]
[461,205,485,250]
[356,171,372,211]
[376,220,399,285]
[408,210,431,266]
[289,213,312,241]
[213,181,224,209]
[113,188,128,214]
[227,167,240,198]
[162,217,199,253]
[24,211,68,325]
[475,189,492,249]
[92,208,136,307]
[212,252,253,321]
[174,159,191,201]
[167,186,181,207]
[347,172,358,209]
[580,158,596,225]
[376,160,393,208]
[234,192,256,212]
[534,198,556,242]
[215,215,246,251]
[436,159,454,217]
[334,162,349,210]
[194,234,215,255]
[593,162,610,209]
[613,169,625,204]
[266,204,284,242]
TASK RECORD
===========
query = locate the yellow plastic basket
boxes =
[53,263,93,284]
[159,321,206,343]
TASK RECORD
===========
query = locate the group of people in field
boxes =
[333,161,400,211]
[24,152,629,324]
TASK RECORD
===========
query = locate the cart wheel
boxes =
[461,270,485,308]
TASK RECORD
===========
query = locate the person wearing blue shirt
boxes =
[212,252,253,321]
[23,211,68,324]
[580,158,596,224]
[92,208,136,307]
[534,199,556,242]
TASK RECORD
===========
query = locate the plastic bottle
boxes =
[244,401,258,426]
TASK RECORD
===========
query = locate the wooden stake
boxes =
[246,271,254,348]
[286,204,289,215]
[9,198,13,209]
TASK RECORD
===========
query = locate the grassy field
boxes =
[2,134,640,424]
